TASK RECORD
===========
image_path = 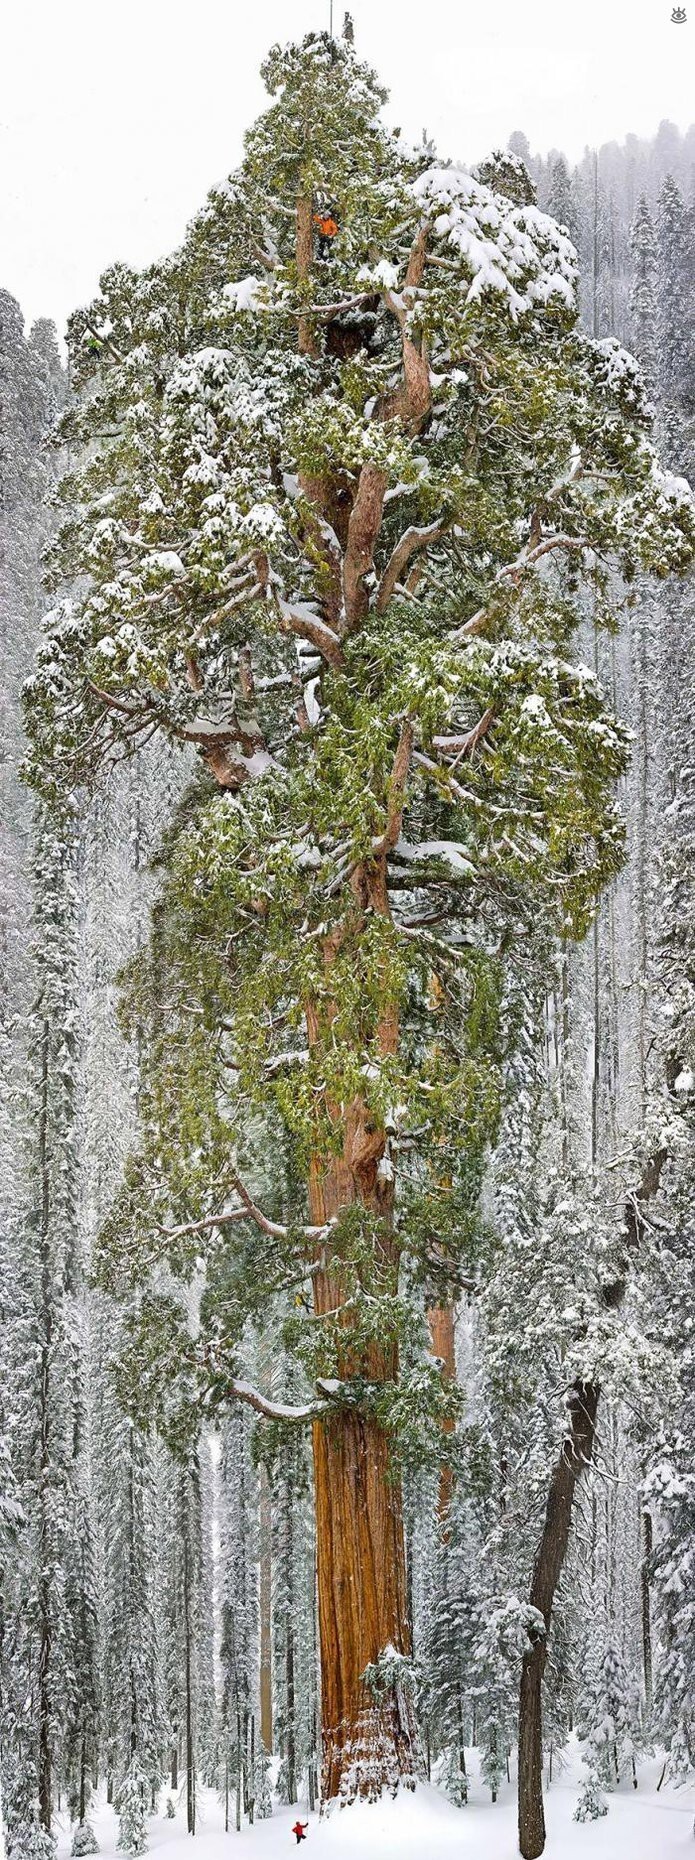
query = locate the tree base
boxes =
[322,1697,422,1805]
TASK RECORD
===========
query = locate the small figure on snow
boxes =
[292,1819,309,1844]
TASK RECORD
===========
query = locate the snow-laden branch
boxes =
[264,1049,310,1076]
[291,291,377,323]
[375,517,449,615]
[86,681,273,789]
[159,1208,251,1241]
[226,1375,368,1425]
[227,1379,327,1423]
[230,1171,331,1242]
[456,534,590,640]
[275,595,346,670]
[158,1172,334,1248]
[391,837,476,879]
[431,707,495,760]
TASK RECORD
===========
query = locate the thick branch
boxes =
[87,680,140,720]
[431,707,495,760]
[380,225,432,431]
[372,719,415,856]
[87,680,270,789]
[375,518,449,615]
[228,1379,326,1423]
[226,1374,368,1424]
[342,464,388,631]
[276,596,346,670]
[159,1174,333,1246]
[296,194,319,358]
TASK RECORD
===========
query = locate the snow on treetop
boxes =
[592,335,655,421]
[413,165,577,317]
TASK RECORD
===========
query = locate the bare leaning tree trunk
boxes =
[518,1382,599,1860]
[640,1500,653,1717]
[518,1150,666,1858]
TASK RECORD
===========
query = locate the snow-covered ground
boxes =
[52,1754,695,1860]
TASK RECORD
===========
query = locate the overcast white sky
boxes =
[1,0,692,337]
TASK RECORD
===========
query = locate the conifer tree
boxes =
[647,1413,695,1780]
[195,1438,218,1787]
[99,1389,164,1830]
[545,157,578,243]
[268,1403,317,1807]
[642,542,695,1784]
[576,1634,641,1797]
[156,1449,205,1835]
[23,30,695,1807]
[0,289,65,1859]
[655,177,695,471]
[629,198,658,391]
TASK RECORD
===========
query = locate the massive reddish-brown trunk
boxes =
[308,1128,418,1800]
[306,840,420,1800]
[289,230,431,1795]
[312,1399,415,1799]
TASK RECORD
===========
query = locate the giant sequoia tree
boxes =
[24,30,694,1804]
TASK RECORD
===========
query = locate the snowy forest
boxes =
[1,27,694,1860]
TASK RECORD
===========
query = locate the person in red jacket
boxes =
[292,1820,309,1844]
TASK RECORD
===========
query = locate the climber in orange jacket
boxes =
[313,208,339,258]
